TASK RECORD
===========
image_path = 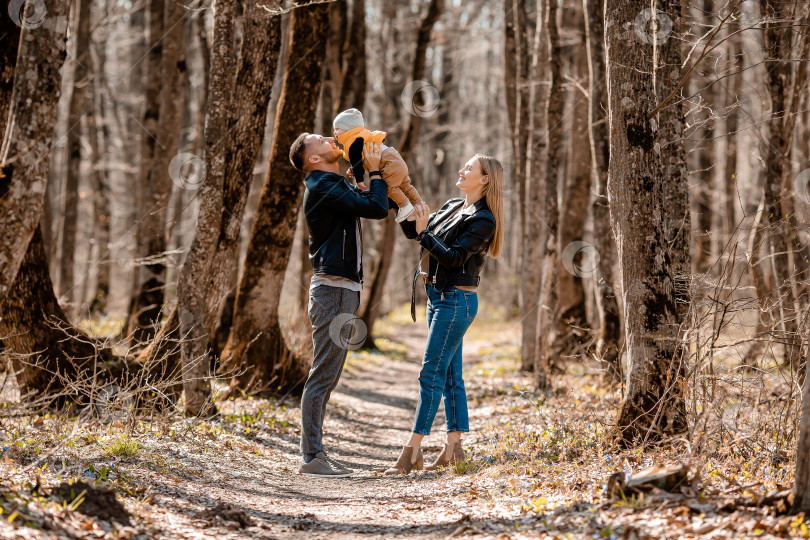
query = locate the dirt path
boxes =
[134,321,528,539]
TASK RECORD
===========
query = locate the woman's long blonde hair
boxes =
[475,154,504,258]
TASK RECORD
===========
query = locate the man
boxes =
[289,133,387,477]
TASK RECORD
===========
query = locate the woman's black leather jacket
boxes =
[400,197,496,321]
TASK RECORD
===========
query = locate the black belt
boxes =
[410,267,480,322]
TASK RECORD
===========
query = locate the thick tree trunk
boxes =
[606,0,689,445]
[176,0,238,415]
[0,0,21,139]
[319,0,345,134]
[58,0,91,308]
[337,0,365,111]
[179,0,283,414]
[0,228,126,401]
[517,0,537,372]
[534,0,563,390]
[220,2,329,395]
[523,0,548,381]
[0,0,69,299]
[552,4,591,362]
[354,0,444,348]
[583,0,621,381]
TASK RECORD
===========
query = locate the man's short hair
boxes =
[289,132,310,171]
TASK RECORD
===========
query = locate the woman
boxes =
[384,154,504,475]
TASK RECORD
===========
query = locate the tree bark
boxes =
[761,0,810,370]
[179,0,284,414]
[0,0,69,299]
[131,0,187,343]
[124,0,166,343]
[220,2,329,395]
[522,0,548,378]
[552,3,591,363]
[583,0,621,381]
[0,0,21,139]
[338,0,365,111]
[533,0,563,390]
[59,0,92,310]
[606,0,689,445]
[318,0,346,135]
[0,228,128,402]
[517,0,537,372]
[87,40,111,315]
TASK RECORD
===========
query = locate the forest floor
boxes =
[0,304,806,539]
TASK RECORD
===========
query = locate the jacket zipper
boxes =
[342,230,346,259]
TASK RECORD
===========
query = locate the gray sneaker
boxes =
[299,452,352,478]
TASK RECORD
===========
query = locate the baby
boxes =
[333,108,425,222]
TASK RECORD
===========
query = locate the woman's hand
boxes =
[414,202,430,234]
[362,141,382,172]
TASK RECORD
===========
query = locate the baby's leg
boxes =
[399,178,423,206]
[388,186,408,208]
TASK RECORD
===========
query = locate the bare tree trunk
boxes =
[338,0,365,111]
[0,228,127,400]
[0,0,21,139]
[606,0,689,445]
[87,40,111,315]
[761,0,810,370]
[516,0,537,372]
[354,0,444,348]
[583,0,621,381]
[59,0,92,311]
[552,3,591,362]
[220,2,329,395]
[0,0,69,299]
[176,0,238,415]
[124,0,165,342]
[534,0,563,390]
[522,0,548,378]
[178,0,284,414]
[320,0,345,132]
[128,0,187,344]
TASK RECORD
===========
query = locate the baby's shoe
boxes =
[395,201,415,222]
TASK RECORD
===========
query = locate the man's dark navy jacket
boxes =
[302,171,388,284]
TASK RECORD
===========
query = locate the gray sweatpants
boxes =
[300,285,361,459]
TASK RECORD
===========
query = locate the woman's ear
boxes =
[482,175,490,185]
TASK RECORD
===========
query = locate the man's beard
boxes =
[316,150,339,164]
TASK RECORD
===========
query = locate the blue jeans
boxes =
[413,284,478,435]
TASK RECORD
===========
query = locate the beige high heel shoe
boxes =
[384,446,424,475]
[425,442,465,471]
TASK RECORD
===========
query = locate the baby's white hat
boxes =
[333,108,365,131]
